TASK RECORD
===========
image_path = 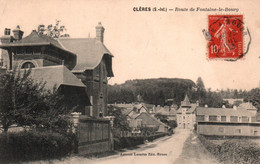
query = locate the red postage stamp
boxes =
[208,15,244,60]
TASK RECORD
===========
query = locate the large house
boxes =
[196,106,260,137]
[0,22,113,118]
[176,95,198,129]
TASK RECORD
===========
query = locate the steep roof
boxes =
[196,107,256,117]
[181,94,191,106]
[135,113,169,128]
[24,65,86,90]
[58,38,114,76]
[0,31,76,57]
[121,108,133,116]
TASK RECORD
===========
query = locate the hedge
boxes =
[114,133,166,150]
[198,135,260,164]
[0,131,76,163]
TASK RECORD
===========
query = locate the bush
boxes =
[198,135,260,164]
[218,139,260,164]
[0,130,76,163]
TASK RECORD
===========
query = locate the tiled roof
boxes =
[238,102,257,110]
[196,107,256,117]
[58,38,113,76]
[24,65,86,90]
[121,108,133,116]
[0,31,76,57]
[135,113,169,128]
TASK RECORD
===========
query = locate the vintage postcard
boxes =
[0,0,259,164]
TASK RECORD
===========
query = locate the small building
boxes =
[176,95,198,129]
[135,113,169,133]
[196,107,260,137]
[238,102,258,115]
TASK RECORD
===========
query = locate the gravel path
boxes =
[174,131,220,164]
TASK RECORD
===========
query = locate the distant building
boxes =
[223,98,244,105]
[196,107,260,137]
[116,103,169,133]
[135,113,169,133]
[238,102,258,115]
[155,105,177,121]
[176,95,198,129]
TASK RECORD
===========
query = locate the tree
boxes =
[196,77,206,100]
[0,68,73,133]
[37,19,69,38]
[245,88,260,112]
[196,77,205,91]
[154,113,168,124]
[107,105,130,137]
[154,113,177,129]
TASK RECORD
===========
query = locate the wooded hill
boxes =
[108,78,196,106]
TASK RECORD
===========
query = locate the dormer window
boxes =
[21,62,35,69]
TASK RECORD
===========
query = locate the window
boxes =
[230,116,238,122]
[197,115,205,121]
[209,115,217,121]
[21,62,35,69]
[218,127,224,132]
[221,116,226,122]
[235,129,241,134]
[241,116,249,123]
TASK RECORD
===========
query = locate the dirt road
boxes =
[31,129,220,164]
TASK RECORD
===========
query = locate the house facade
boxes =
[0,22,113,118]
[196,107,260,137]
[176,95,198,129]
[58,23,113,117]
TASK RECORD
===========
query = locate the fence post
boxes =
[104,116,115,151]
[71,112,82,133]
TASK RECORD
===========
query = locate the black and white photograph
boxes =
[0,0,260,163]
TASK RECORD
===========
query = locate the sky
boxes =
[0,0,259,90]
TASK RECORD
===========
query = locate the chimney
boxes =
[0,28,13,44]
[95,22,105,43]
[12,25,24,41]
[196,100,199,107]
[38,25,45,34]
[4,28,11,35]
